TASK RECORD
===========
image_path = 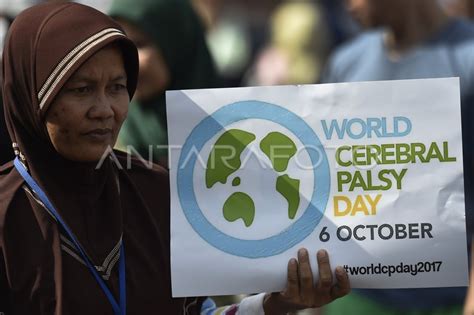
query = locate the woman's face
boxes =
[45,46,129,162]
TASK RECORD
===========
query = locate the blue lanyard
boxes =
[14,157,126,315]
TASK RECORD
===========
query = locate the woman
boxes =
[0,2,350,314]
[110,0,219,166]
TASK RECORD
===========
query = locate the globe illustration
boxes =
[202,126,307,235]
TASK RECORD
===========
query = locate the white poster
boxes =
[166,78,468,297]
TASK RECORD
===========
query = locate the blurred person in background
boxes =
[321,0,474,314]
[204,0,280,87]
[439,0,474,18]
[244,0,331,86]
[319,0,360,49]
[109,0,219,167]
[204,0,358,88]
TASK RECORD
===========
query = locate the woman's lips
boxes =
[83,128,113,141]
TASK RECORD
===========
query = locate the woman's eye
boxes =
[111,84,127,92]
[70,86,90,94]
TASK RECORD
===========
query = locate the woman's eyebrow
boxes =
[66,76,94,84]
[111,75,127,82]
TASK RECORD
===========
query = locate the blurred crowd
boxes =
[1,0,474,314]
[1,0,473,166]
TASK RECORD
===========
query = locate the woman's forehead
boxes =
[68,46,127,81]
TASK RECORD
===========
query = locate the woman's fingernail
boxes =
[298,248,308,257]
[317,249,327,258]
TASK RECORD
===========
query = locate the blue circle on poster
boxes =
[177,101,330,258]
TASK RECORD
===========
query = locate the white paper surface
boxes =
[166,78,469,297]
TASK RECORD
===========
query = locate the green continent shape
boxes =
[206,129,256,188]
[223,192,255,227]
[260,132,297,172]
[276,175,300,219]
[232,177,241,186]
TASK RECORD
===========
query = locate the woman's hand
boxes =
[263,248,350,315]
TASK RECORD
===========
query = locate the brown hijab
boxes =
[0,2,202,314]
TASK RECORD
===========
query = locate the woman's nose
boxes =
[87,92,114,120]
